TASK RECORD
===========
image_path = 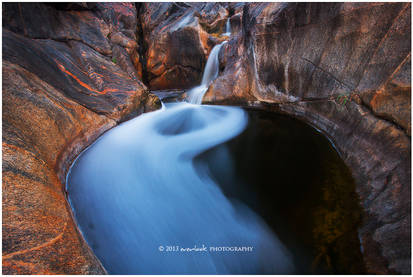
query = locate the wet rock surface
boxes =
[2,2,411,275]
[204,2,411,274]
[138,3,228,89]
[2,3,159,274]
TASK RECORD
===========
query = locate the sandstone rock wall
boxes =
[2,2,411,275]
[2,3,159,274]
[138,3,229,89]
[204,2,411,274]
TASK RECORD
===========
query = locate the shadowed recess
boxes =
[196,108,365,274]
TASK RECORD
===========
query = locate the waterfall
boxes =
[201,43,224,86]
[187,17,232,105]
[222,18,231,36]
[67,12,294,274]
[187,42,226,104]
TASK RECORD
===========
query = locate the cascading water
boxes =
[187,17,232,105]
[222,18,231,37]
[66,17,295,274]
[186,41,226,104]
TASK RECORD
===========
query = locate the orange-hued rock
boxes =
[2,1,411,274]
[138,3,229,89]
[2,3,160,274]
[2,61,112,274]
[204,2,411,274]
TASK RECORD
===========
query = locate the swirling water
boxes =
[67,18,295,274]
[67,103,294,274]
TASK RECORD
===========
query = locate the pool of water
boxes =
[66,104,364,274]
[197,108,365,274]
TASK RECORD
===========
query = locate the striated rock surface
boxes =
[2,3,159,274]
[2,2,411,275]
[138,2,229,90]
[204,2,411,274]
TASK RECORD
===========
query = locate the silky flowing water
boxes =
[66,18,364,274]
[186,41,226,104]
[67,26,295,274]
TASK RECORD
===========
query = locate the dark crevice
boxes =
[135,3,150,86]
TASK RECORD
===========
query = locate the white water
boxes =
[67,16,295,274]
[186,41,225,104]
[222,18,231,37]
[67,103,294,274]
[187,17,232,105]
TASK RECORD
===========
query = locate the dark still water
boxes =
[197,108,365,274]
[66,103,364,274]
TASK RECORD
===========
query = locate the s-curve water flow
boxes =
[67,20,295,274]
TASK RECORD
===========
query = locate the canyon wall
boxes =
[2,2,411,275]
[203,2,411,274]
[2,3,159,274]
[138,3,229,89]
[2,3,230,274]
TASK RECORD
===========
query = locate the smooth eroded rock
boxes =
[138,3,228,89]
[2,2,160,274]
[204,2,411,274]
